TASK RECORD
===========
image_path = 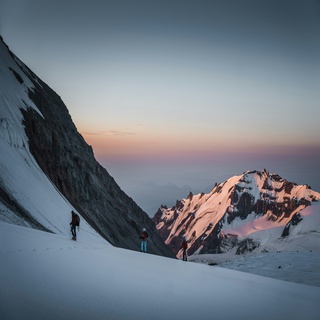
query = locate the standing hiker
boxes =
[181,237,188,261]
[70,210,79,241]
[140,228,148,252]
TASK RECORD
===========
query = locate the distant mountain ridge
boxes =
[153,169,320,258]
[0,36,174,258]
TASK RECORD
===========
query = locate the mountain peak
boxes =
[153,169,320,258]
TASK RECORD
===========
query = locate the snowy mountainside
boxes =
[153,169,320,258]
[0,36,64,232]
[0,36,113,242]
[0,36,174,257]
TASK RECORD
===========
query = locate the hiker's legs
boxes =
[141,240,147,252]
[183,250,187,261]
[71,225,76,239]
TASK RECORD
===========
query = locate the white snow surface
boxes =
[1,221,320,320]
[189,202,320,288]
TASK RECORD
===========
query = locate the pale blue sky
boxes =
[1,0,319,214]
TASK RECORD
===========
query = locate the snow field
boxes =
[1,222,320,320]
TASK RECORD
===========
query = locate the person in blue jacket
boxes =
[140,228,148,252]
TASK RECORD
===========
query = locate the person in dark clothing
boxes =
[181,237,188,261]
[140,228,148,252]
[70,211,78,241]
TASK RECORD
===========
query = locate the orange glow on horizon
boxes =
[81,129,320,164]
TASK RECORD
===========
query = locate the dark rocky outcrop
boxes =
[236,238,259,255]
[0,185,52,233]
[1,37,174,258]
[281,213,303,238]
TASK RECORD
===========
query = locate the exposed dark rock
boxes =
[187,192,193,200]
[9,67,24,84]
[0,185,52,232]
[284,182,297,194]
[236,238,259,255]
[1,37,174,258]
[281,213,303,237]
[237,192,253,220]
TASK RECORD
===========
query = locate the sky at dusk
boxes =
[1,0,320,215]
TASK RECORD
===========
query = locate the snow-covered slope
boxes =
[0,37,108,241]
[190,203,320,286]
[0,37,72,233]
[0,36,174,257]
[153,169,320,258]
[1,221,319,320]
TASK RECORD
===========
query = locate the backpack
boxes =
[140,231,148,240]
[182,241,188,250]
[75,214,80,227]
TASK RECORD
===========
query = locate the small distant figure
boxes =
[181,237,188,261]
[140,228,148,253]
[70,210,80,241]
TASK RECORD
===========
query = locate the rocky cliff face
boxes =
[153,169,320,258]
[0,36,174,258]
